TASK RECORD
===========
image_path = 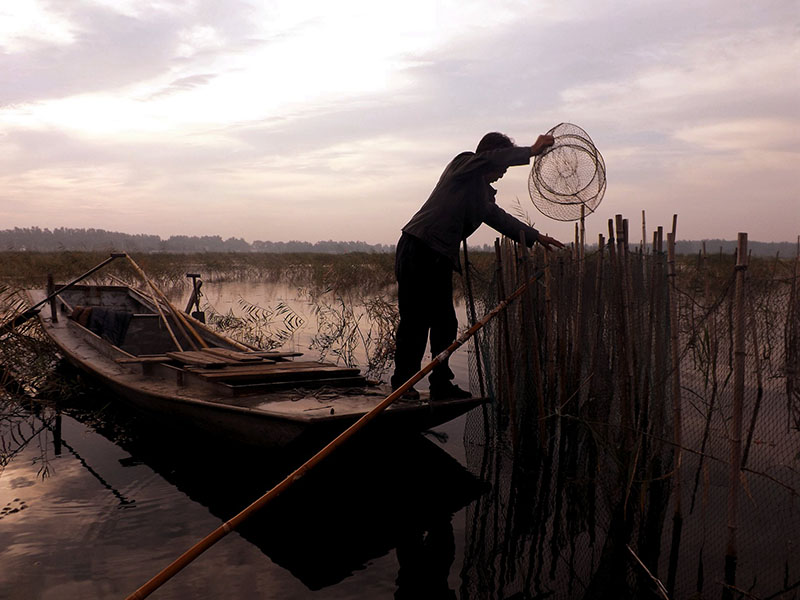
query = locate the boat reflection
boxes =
[57,390,485,593]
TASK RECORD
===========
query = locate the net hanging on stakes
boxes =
[528,123,606,222]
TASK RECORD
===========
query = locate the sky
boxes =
[1,0,798,246]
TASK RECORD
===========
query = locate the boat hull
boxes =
[29,285,485,448]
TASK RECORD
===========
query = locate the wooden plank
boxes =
[166,350,233,368]
[115,355,171,364]
[188,361,362,383]
[189,361,360,376]
[246,350,304,360]
[201,347,268,362]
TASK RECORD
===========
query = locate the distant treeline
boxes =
[1,227,797,257]
[0,227,394,254]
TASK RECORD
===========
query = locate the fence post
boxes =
[724,232,748,598]
[666,231,684,595]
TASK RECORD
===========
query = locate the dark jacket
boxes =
[402,146,540,272]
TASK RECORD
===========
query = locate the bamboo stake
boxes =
[580,205,586,261]
[666,231,684,596]
[641,210,647,255]
[495,239,518,446]
[724,232,748,598]
[589,234,606,432]
[741,281,764,469]
[544,249,554,402]
[519,232,546,446]
[667,233,683,506]
[125,267,547,600]
[462,240,486,398]
[787,235,800,429]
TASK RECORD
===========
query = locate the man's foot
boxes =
[393,386,421,401]
[429,383,472,401]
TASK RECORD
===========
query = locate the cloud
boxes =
[0,1,797,243]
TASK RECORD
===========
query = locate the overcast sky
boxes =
[1,0,798,246]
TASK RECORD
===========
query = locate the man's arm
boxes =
[483,203,565,250]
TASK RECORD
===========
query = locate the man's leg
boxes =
[391,234,431,392]
[427,264,458,390]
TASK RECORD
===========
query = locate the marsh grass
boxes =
[203,296,305,351]
[303,287,399,380]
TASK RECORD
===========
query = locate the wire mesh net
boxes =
[459,233,800,599]
[529,123,606,221]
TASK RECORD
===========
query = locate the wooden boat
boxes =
[27,283,484,448]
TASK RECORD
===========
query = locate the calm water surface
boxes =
[0,281,480,599]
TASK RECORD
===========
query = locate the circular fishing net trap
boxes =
[528,123,606,221]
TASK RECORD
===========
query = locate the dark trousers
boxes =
[391,233,457,390]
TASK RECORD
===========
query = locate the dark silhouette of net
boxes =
[529,123,606,221]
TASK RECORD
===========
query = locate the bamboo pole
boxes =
[107,274,256,353]
[462,240,486,398]
[787,236,800,429]
[46,274,58,323]
[495,239,518,446]
[580,205,586,261]
[124,255,207,351]
[519,232,546,446]
[125,267,547,600]
[1,253,125,338]
[741,282,764,469]
[666,231,684,596]
[724,232,748,598]
[641,210,647,255]
[667,231,683,504]
[544,249,554,402]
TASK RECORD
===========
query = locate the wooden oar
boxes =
[0,253,125,338]
[125,269,545,600]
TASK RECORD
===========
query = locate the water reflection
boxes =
[1,388,482,598]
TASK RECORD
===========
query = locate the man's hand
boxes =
[530,134,555,156]
[537,234,565,251]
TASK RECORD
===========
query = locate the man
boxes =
[391,131,565,401]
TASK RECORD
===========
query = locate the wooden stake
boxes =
[725,232,748,597]
[642,210,647,254]
[667,232,683,512]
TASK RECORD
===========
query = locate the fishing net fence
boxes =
[459,223,800,600]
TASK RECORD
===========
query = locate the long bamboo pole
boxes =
[125,268,546,600]
[107,274,257,353]
[124,255,207,351]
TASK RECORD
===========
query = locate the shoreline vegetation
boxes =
[0,249,795,292]
[1,226,798,257]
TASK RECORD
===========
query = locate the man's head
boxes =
[477,132,514,183]
[476,132,514,153]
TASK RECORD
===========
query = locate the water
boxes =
[4,278,798,599]
[0,281,479,599]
